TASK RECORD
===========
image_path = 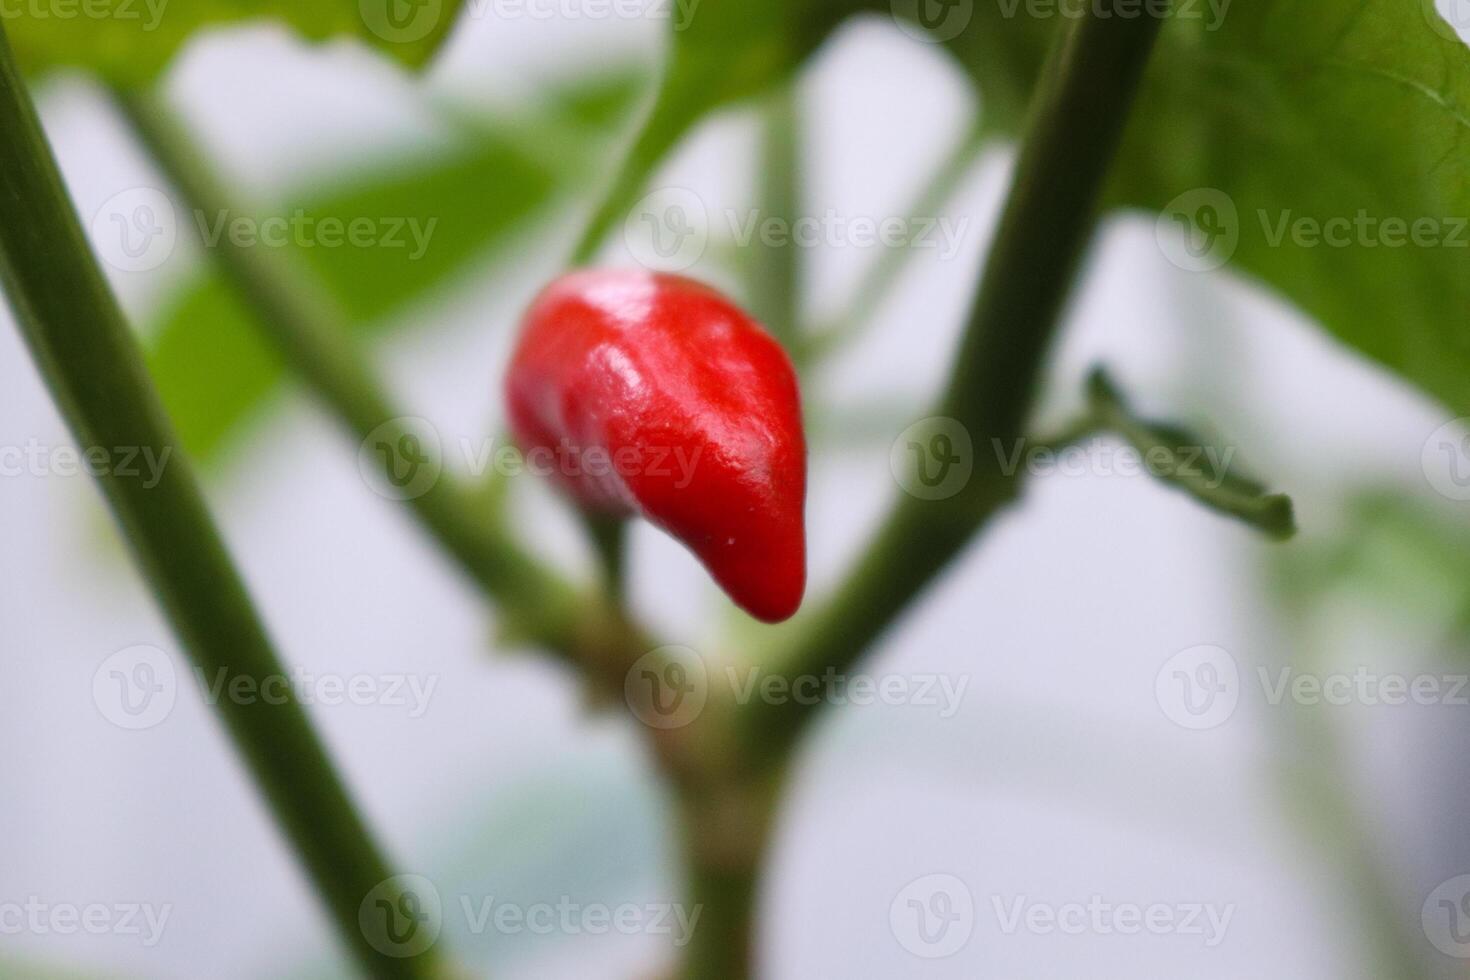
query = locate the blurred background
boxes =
[3,4,1470,978]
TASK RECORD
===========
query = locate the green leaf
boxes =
[1086,367,1296,539]
[145,70,648,463]
[896,1,1470,417]
[8,0,467,86]
[1110,4,1470,416]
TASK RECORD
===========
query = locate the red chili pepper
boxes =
[505,269,807,623]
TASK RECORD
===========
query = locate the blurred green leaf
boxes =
[1274,492,1470,626]
[145,70,648,462]
[1109,4,1470,417]
[883,2,1470,416]
[7,0,466,86]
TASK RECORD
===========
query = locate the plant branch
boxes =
[739,6,1168,762]
[0,30,441,978]
[112,87,658,685]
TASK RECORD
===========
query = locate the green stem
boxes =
[112,87,657,678]
[1086,369,1295,539]
[586,512,629,603]
[747,85,803,352]
[661,746,782,980]
[568,78,705,265]
[741,7,1168,762]
[802,117,985,361]
[0,31,442,979]
[682,860,759,980]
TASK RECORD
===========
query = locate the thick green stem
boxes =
[742,6,1168,762]
[0,30,442,979]
[682,860,759,980]
[658,730,781,980]
[112,88,658,677]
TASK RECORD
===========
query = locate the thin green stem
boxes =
[740,7,1168,763]
[113,87,658,680]
[1086,369,1295,539]
[801,117,985,361]
[747,85,803,352]
[568,81,705,265]
[0,29,442,979]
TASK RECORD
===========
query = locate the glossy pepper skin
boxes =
[505,269,807,623]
